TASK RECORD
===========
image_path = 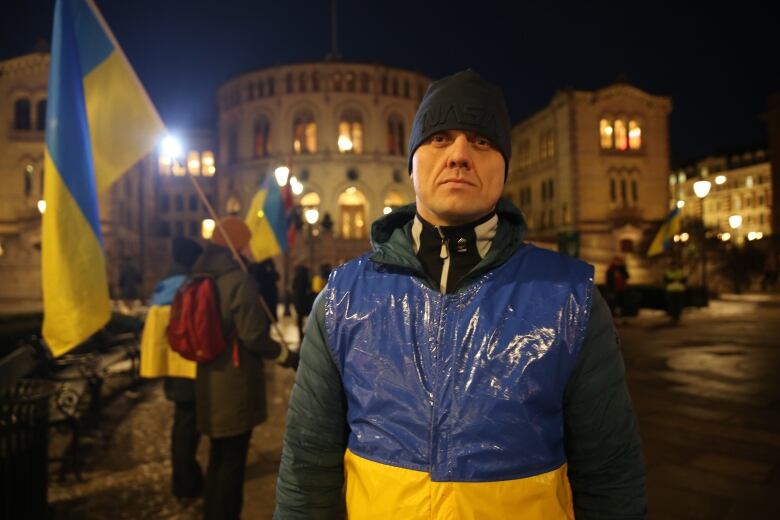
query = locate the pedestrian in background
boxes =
[251,258,280,322]
[192,217,298,520]
[292,264,314,342]
[140,236,205,500]
[606,255,631,317]
[664,258,687,323]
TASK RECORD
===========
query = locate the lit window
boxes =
[338,109,364,154]
[384,190,408,212]
[226,196,241,215]
[600,119,613,149]
[628,120,641,149]
[614,120,628,151]
[293,110,317,154]
[187,151,201,175]
[202,151,215,176]
[254,116,271,157]
[338,187,367,239]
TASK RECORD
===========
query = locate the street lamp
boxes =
[693,179,712,303]
[305,208,320,272]
[274,165,290,187]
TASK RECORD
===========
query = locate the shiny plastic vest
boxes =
[325,244,594,484]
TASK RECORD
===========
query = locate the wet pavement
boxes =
[45,296,780,519]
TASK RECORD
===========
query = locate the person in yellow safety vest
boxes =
[664,259,687,323]
[139,236,204,499]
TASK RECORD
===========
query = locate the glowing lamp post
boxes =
[693,180,712,303]
[305,208,320,272]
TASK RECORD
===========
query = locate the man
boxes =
[140,236,205,500]
[275,70,647,519]
[193,217,298,519]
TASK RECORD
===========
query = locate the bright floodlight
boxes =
[721,233,731,242]
[290,176,304,195]
[715,175,726,185]
[383,206,392,215]
[680,232,690,242]
[37,200,47,214]
[728,215,742,229]
[304,208,320,225]
[676,200,685,209]
[693,180,712,199]
[337,135,353,152]
[274,166,290,186]
[747,231,757,241]
[161,135,183,159]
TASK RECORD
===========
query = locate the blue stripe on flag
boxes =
[46,0,103,242]
[68,0,114,76]
[263,176,289,252]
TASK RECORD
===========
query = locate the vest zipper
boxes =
[436,226,450,294]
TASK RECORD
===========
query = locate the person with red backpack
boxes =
[175,217,297,520]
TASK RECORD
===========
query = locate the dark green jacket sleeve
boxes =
[275,291,348,519]
[564,288,647,519]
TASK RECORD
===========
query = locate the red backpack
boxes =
[166,275,239,366]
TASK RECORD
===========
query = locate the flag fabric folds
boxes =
[245,176,290,262]
[647,207,682,257]
[42,0,166,357]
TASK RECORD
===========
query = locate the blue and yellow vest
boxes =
[325,245,594,519]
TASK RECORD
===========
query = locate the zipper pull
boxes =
[436,227,448,259]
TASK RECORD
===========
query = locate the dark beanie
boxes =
[171,236,203,269]
[407,69,511,178]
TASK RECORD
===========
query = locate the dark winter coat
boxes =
[275,200,647,519]
[192,245,283,438]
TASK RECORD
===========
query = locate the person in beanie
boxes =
[274,69,646,519]
[140,236,204,500]
[194,217,298,520]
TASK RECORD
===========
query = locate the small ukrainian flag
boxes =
[647,207,682,257]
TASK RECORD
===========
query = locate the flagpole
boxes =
[185,169,292,352]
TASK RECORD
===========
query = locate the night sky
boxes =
[2,0,777,165]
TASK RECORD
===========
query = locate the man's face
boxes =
[411,130,505,226]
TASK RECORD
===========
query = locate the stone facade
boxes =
[216,62,429,269]
[505,83,673,283]
[672,150,772,244]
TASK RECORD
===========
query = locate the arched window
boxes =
[254,116,271,157]
[383,190,408,214]
[628,120,642,150]
[293,110,317,154]
[338,109,364,154]
[614,119,628,151]
[300,192,321,211]
[312,72,320,92]
[346,72,356,92]
[175,195,184,212]
[14,99,31,130]
[381,75,388,95]
[298,72,307,93]
[360,73,370,93]
[387,114,405,155]
[160,194,170,213]
[332,73,343,92]
[257,80,266,97]
[286,73,294,93]
[36,100,46,131]
[189,194,198,211]
[23,164,34,197]
[403,79,410,98]
[226,196,241,215]
[600,119,613,149]
[392,77,399,96]
[338,187,367,239]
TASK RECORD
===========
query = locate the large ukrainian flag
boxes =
[43,0,166,357]
[647,206,682,257]
[245,175,289,262]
